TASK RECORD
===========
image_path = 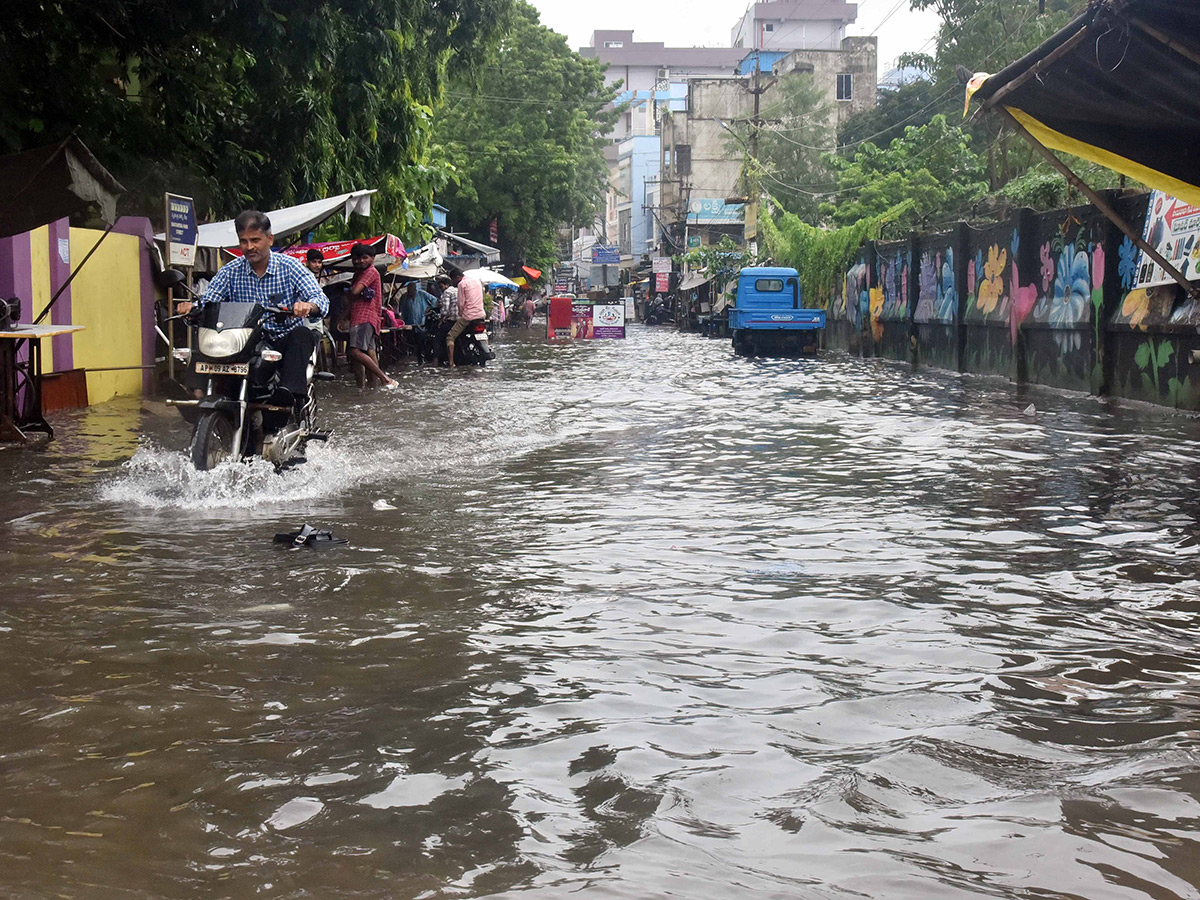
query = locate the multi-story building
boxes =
[571,2,874,289]
[731,0,859,52]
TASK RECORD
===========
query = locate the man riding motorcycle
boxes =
[175,210,327,408]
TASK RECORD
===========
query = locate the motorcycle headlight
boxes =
[198,328,253,358]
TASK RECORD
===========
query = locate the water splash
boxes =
[97,438,386,510]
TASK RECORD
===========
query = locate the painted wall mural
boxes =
[914,245,956,324]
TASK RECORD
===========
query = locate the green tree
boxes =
[837,78,943,150]
[820,114,988,230]
[0,0,512,234]
[740,72,833,223]
[906,0,1082,189]
[432,1,618,272]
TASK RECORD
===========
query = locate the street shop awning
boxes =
[0,136,125,238]
[225,233,406,266]
[521,265,542,280]
[968,0,1200,295]
[159,190,376,249]
[439,230,501,264]
[678,272,713,291]
[969,0,1200,208]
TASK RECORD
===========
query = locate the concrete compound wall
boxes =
[830,193,1200,410]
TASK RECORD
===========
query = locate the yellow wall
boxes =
[68,228,144,402]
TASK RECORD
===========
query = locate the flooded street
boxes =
[5,325,1200,900]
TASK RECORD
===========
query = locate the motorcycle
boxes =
[161,271,332,471]
[644,300,673,326]
[420,305,495,367]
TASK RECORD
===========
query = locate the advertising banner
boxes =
[1137,190,1200,289]
[592,302,626,339]
[166,193,198,267]
[571,301,594,339]
[652,256,671,274]
[655,272,670,293]
[591,244,621,264]
[686,198,744,225]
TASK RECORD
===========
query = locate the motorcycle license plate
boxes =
[196,362,249,375]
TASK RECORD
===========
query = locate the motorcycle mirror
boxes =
[157,268,187,289]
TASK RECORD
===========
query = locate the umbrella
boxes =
[521,265,542,280]
[468,267,520,289]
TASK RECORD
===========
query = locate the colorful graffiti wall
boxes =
[830,193,1200,410]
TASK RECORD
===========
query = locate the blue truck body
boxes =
[729,266,824,356]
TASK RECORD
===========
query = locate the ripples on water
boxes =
[3,327,1200,899]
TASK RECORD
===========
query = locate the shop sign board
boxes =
[1137,190,1200,289]
[655,272,670,293]
[591,244,621,264]
[166,193,198,267]
[652,256,671,273]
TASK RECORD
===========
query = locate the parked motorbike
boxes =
[421,305,495,367]
[161,271,332,471]
[644,300,673,326]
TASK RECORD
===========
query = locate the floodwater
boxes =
[4,326,1200,900]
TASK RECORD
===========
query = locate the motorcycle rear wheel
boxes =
[191,412,236,471]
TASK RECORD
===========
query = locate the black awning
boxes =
[971,0,1200,207]
[0,137,125,239]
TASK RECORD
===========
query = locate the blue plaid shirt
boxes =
[199,252,329,340]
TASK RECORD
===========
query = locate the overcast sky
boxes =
[529,0,942,73]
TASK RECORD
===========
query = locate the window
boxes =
[604,40,624,49]
[764,23,774,32]
[755,279,784,292]
[837,73,853,101]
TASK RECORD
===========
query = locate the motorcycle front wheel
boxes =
[190,412,236,471]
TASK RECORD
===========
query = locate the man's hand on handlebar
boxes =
[175,301,194,315]
[293,301,317,318]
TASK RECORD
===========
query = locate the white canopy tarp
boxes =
[387,240,443,279]
[468,267,519,289]
[156,190,376,249]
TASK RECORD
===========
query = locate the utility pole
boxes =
[744,58,774,253]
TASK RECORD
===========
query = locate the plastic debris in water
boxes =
[1022,403,1036,416]
[373,499,397,510]
[273,523,348,549]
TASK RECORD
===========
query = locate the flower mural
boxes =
[1091,242,1105,292]
[869,286,885,340]
[1010,260,1038,345]
[1040,242,1055,292]
[976,244,1007,315]
[1118,235,1138,290]
[1121,289,1151,330]
[1048,247,1091,351]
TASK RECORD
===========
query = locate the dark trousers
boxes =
[269,326,317,396]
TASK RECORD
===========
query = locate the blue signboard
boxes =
[166,193,198,266]
[687,198,744,225]
[591,244,621,264]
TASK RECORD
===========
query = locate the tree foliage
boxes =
[746,73,833,223]
[837,78,943,150]
[681,236,760,291]
[762,197,913,309]
[820,114,988,230]
[432,1,618,272]
[0,0,512,233]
